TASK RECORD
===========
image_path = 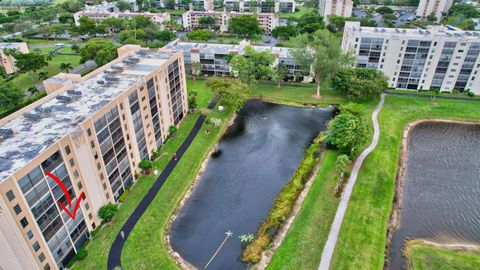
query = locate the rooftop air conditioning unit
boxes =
[67,89,82,96]
[23,112,42,122]
[56,95,72,103]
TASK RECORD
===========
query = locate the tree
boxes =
[376,6,394,14]
[61,0,83,13]
[154,30,176,43]
[6,10,21,17]
[199,16,217,29]
[332,68,388,99]
[102,18,124,34]
[59,13,74,25]
[60,62,73,73]
[98,203,118,222]
[13,52,48,83]
[325,112,367,156]
[80,41,118,66]
[271,62,289,88]
[71,44,80,53]
[297,11,325,34]
[119,29,147,43]
[382,13,397,27]
[206,77,249,112]
[139,160,153,174]
[450,4,479,18]
[185,30,213,41]
[456,18,476,30]
[360,18,377,27]
[188,90,198,110]
[116,0,132,11]
[228,15,263,37]
[427,12,437,23]
[327,15,349,33]
[27,86,38,96]
[291,30,353,98]
[78,16,97,35]
[230,46,275,84]
[271,25,298,39]
[38,71,49,81]
[0,81,24,106]
[364,7,376,19]
[190,61,202,80]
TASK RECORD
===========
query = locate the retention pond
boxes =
[169,100,333,269]
[389,122,480,269]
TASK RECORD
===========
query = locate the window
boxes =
[77,182,83,190]
[73,170,79,179]
[44,264,50,270]
[85,203,89,210]
[27,230,34,239]
[6,190,15,201]
[100,173,104,180]
[87,128,92,136]
[120,103,123,110]
[38,253,45,262]
[97,163,101,170]
[91,141,95,148]
[13,204,22,215]
[20,217,29,228]
[69,158,75,167]
[33,241,40,252]
[65,146,71,155]
[103,183,107,190]
[88,213,93,220]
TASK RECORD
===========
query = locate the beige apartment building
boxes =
[0,42,29,74]
[342,21,480,94]
[318,0,353,22]
[416,0,454,22]
[182,10,278,33]
[0,45,188,270]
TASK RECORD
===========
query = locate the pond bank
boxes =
[385,119,480,269]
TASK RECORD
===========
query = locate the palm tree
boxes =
[27,86,38,96]
[38,71,49,81]
[60,63,73,73]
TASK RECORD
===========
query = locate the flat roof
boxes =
[0,42,25,49]
[0,49,174,181]
[165,41,292,58]
[346,21,480,41]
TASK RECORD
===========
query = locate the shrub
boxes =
[169,125,177,136]
[98,203,118,222]
[139,160,153,174]
[467,91,475,97]
[76,249,88,260]
[118,189,129,203]
[325,112,367,157]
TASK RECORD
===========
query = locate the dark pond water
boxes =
[170,100,333,270]
[389,122,480,269]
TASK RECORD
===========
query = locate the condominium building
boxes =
[0,45,188,270]
[416,0,454,22]
[318,0,353,21]
[224,0,296,13]
[342,21,480,94]
[0,42,29,74]
[154,0,213,10]
[182,10,279,33]
[74,3,170,26]
[165,40,308,81]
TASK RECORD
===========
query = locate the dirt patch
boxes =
[384,119,480,269]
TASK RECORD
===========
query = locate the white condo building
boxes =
[318,0,353,21]
[342,21,480,94]
[416,0,454,22]
[224,0,296,13]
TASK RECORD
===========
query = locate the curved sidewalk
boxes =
[318,94,386,270]
[107,99,217,270]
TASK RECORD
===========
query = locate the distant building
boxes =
[74,5,170,26]
[224,0,296,13]
[154,0,213,11]
[0,42,29,74]
[0,45,188,270]
[342,21,480,94]
[318,0,353,21]
[165,39,310,81]
[416,0,454,22]
[182,10,279,33]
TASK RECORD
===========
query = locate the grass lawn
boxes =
[388,89,480,99]
[278,7,314,19]
[329,95,480,269]
[267,150,340,269]
[407,242,480,270]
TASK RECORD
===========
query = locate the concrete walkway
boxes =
[318,93,386,270]
[107,99,217,270]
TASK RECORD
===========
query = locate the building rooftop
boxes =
[346,21,480,40]
[165,40,292,58]
[0,48,175,181]
[0,42,25,50]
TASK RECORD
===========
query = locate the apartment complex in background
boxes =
[318,0,353,21]
[165,39,309,81]
[74,2,170,26]
[224,0,296,13]
[342,21,480,94]
[416,0,454,22]
[0,45,188,270]
[182,10,279,32]
[0,42,29,74]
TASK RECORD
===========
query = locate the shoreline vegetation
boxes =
[242,133,325,263]
[404,239,480,270]
[385,119,480,269]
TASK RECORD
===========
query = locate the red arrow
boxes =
[46,171,84,220]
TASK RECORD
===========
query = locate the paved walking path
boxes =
[107,99,217,270]
[318,94,386,270]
